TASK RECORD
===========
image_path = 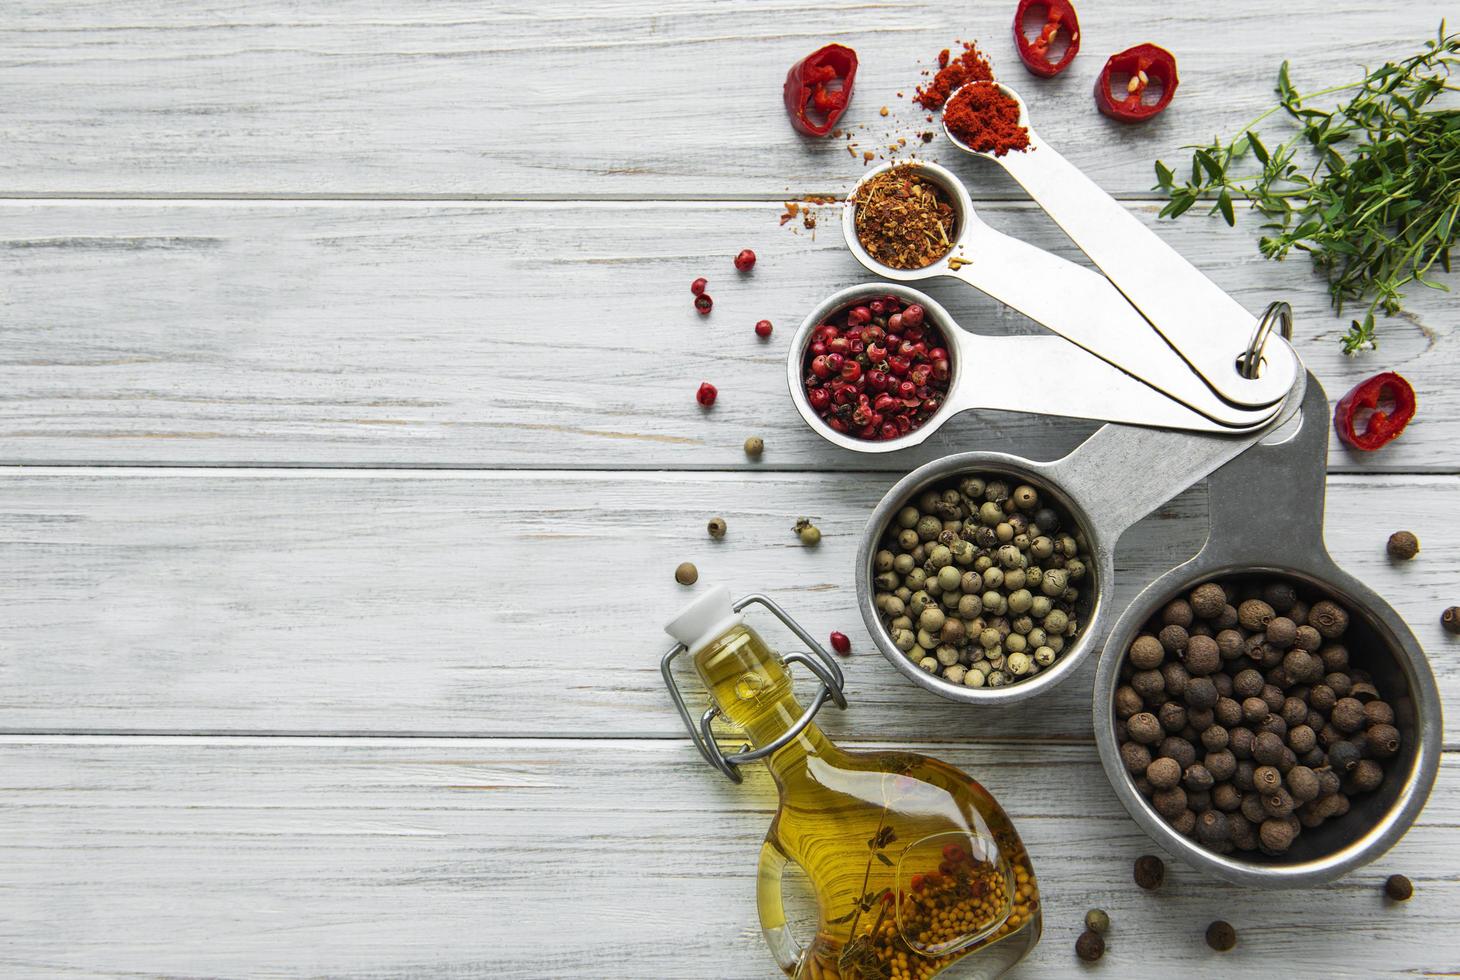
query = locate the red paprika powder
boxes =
[944,82,1030,156]
[914,41,994,110]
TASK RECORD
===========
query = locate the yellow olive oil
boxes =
[694,623,1040,980]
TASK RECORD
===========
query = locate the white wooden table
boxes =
[2,3,1457,977]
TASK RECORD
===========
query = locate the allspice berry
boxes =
[1147,757,1182,789]
[1385,874,1414,901]
[1129,634,1165,670]
[1128,712,1163,745]
[1196,809,1229,844]
[1443,606,1460,635]
[1121,742,1152,775]
[1190,582,1227,619]
[1237,599,1276,632]
[1134,854,1165,890]
[707,516,727,539]
[674,562,699,586]
[1075,930,1105,962]
[1085,908,1111,934]
[744,436,765,458]
[1308,600,1350,639]
[1259,817,1298,853]
[1185,634,1221,676]
[1205,920,1238,952]
[1386,530,1419,560]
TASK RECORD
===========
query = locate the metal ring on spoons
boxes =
[788,283,1277,457]
[940,81,1300,410]
[842,160,1278,431]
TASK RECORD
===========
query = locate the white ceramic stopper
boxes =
[664,585,742,655]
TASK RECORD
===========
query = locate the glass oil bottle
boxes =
[662,588,1041,979]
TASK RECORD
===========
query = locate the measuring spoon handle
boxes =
[1038,370,1307,545]
[945,334,1265,434]
[947,222,1276,429]
[996,136,1299,408]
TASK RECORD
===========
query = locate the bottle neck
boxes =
[693,624,836,779]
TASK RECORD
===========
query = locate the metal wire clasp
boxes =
[660,592,847,783]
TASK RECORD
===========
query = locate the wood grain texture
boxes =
[3,468,1456,740]
[3,201,1454,470]
[0,1,1447,199]
[1,735,1456,980]
[4,3,1458,975]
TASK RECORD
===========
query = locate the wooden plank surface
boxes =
[3,201,1454,471]
[4,2,1458,976]
[3,468,1456,740]
[0,1,1447,199]
[2,736,1456,980]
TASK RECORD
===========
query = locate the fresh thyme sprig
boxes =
[1155,23,1460,354]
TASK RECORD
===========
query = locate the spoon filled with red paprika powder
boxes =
[938,81,1300,413]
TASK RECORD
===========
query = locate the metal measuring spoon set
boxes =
[786,86,1440,882]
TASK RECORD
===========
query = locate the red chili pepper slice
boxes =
[784,44,858,137]
[1094,43,1178,123]
[1013,0,1081,78]
[1333,372,1416,451]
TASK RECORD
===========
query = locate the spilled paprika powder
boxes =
[914,42,994,111]
[944,82,1030,156]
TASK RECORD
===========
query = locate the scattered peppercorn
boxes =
[744,436,765,458]
[1443,606,1460,635]
[755,319,774,339]
[690,277,707,296]
[707,517,727,539]
[674,562,698,586]
[796,518,822,546]
[829,631,852,655]
[734,248,756,272]
[1384,873,1413,901]
[1205,920,1237,951]
[1134,854,1165,890]
[1084,908,1110,934]
[694,293,713,315]
[696,382,717,408]
[1386,531,1420,560]
[1075,930,1105,962]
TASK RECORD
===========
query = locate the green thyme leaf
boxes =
[1154,24,1460,354]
